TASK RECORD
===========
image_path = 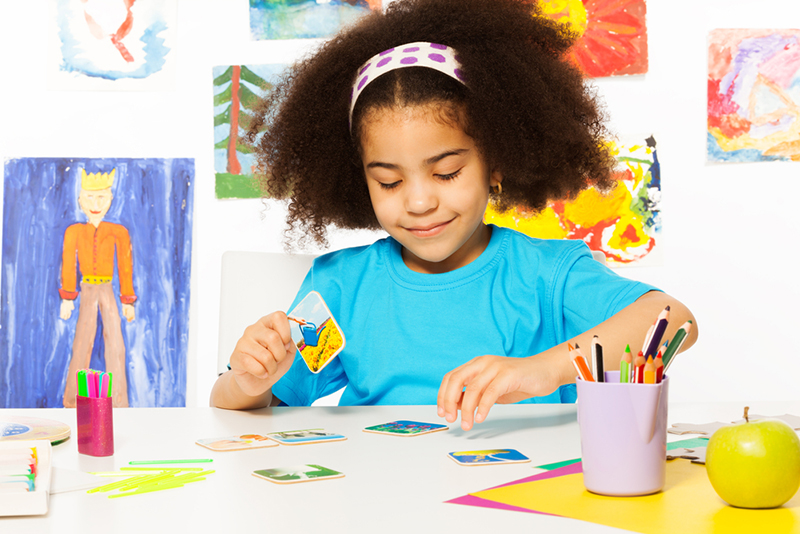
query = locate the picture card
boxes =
[448,449,531,466]
[287,291,346,374]
[252,464,344,484]
[363,420,448,436]
[265,429,347,446]
[196,434,278,452]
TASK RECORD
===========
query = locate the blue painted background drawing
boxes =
[1,158,194,408]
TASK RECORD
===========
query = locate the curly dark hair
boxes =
[246,0,616,249]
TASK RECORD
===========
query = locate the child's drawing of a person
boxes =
[59,168,135,407]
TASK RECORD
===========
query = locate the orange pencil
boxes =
[643,355,656,384]
[655,353,664,383]
[572,355,594,382]
[634,351,646,384]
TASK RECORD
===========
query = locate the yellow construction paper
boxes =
[472,460,800,533]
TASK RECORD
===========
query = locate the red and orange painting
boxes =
[539,0,648,78]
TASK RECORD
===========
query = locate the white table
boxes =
[2,401,796,533]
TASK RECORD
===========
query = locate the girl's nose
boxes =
[404,179,438,214]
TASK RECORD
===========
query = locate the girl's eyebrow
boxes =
[365,148,470,170]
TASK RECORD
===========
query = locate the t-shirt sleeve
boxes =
[552,243,659,342]
[270,259,349,406]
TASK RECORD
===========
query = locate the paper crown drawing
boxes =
[81,169,116,190]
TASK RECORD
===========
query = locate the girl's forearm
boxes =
[550,291,698,386]
[209,371,274,410]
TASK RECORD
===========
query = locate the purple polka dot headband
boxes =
[349,42,465,127]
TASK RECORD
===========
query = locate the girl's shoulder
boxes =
[311,236,393,273]
[494,225,591,262]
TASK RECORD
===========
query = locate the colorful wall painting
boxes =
[49,0,176,90]
[249,0,381,40]
[485,135,661,267]
[213,64,287,199]
[1,158,194,408]
[539,0,648,78]
[708,29,800,163]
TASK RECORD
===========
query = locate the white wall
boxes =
[1,0,798,407]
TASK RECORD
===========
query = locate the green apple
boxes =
[706,407,800,508]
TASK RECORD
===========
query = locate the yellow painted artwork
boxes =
[485,135,661,266]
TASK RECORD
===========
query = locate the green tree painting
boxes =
[213,64,279,199]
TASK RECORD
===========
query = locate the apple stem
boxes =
[744,406,749,423]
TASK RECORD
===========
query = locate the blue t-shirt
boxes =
[272,225,656,406]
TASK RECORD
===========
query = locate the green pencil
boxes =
[662,320,692,371]
[128,459,214,465]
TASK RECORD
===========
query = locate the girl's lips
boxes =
[406,219,451,237]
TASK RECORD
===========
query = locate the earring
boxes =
[493,183,502,195]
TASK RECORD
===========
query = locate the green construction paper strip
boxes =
[533,438,709,471]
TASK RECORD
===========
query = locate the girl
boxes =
[210,0,697,430]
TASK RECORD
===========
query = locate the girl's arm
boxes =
[437,291,698,430]
[209,312,296,410]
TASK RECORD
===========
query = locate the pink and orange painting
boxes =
[485,135,660,266]
[539,0,648,78]
[708,29,800,163]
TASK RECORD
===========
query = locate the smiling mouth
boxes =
[406,220,452,237]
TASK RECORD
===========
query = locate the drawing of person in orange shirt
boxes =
[59,168,135,408]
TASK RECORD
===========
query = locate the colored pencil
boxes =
[641,323,655,356]
[643,356,656,384]
[633,351,646,384]
[663,320,693,371]
[643,306,670,358]
[591,336,604,382]
[619,344,632,383]
[572,355,594,382]
[655,353,664,383]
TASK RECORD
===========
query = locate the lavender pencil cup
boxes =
[576,371,669,496]
[77,395,114,457]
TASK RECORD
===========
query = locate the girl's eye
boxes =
[436,169,462,181]
[379,181,400,190]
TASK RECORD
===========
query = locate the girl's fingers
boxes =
[438,368,471,423]
[458,370,501,430]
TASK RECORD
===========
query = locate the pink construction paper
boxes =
[447,494,546,514]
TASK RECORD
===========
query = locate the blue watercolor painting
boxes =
[1,158,194,408]
[249,0,381,40]
[55,0,173,81]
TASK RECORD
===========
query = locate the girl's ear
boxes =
[489,169,503,188]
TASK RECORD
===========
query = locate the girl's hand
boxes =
[437,355,563,431]
[229,311,296,397]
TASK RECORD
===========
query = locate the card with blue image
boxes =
[287,291,345,374]
[447,449,531,466]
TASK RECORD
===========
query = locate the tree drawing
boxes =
[213,65,272,198]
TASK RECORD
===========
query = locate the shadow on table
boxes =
[452,408,578,440]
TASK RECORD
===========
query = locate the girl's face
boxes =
[360,105,502,274]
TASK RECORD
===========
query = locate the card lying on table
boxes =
[196,434,279,451]
[253,465,344,484]
[448,449,531,466]
[287,291,346,374]
[363,420,448,436]
[266,429,347,445]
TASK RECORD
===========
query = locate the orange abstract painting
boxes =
[539,0,648,78]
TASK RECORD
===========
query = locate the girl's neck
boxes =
[401,223,492,274]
